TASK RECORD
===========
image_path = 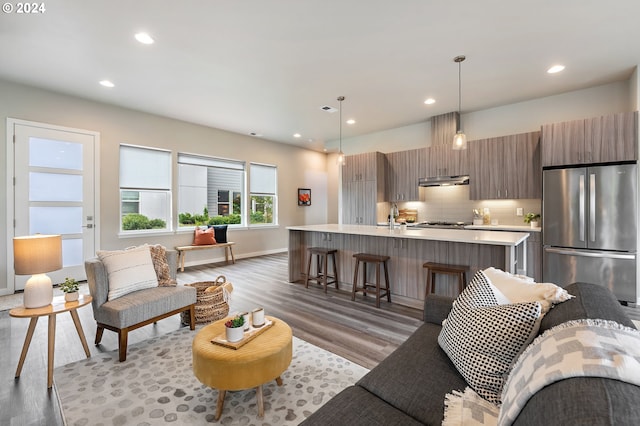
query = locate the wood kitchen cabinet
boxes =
[424,144,468,178]
[542,111,637,166]
[385,148,424,201]
[469,131,541,200]
[341,152,386,225]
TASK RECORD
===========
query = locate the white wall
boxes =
[327,79,633,154]
[0,78,329,292]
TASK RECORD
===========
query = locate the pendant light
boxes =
[337,96,345,165]
[452,55,467,150]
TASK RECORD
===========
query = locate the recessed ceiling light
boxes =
[135,32,154,44]
[293,133,301,138]
[346,119,356,125]
[424,98,436,105]
[547,65,565,74]
[99,80,115,88]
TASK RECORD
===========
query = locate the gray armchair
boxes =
[84,249,196,361]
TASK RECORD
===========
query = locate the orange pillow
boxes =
[193,228,216,245]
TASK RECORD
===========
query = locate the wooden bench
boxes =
[175,242,236,272]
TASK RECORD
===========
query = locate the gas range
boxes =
[414,221,471,229]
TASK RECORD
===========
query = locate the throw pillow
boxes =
[482,267,573,314]
[193,227,216,245]
[438,271,542,404]
[97,245,159,301]
[149,244,176,287]
[209,225,228,243]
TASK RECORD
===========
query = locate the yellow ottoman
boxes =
[192,316,293,419]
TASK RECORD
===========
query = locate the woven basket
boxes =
[181,275,230,325]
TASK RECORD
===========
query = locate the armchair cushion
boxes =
[97,244,158,300]
[149,244,176,286]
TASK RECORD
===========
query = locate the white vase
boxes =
[64,291,79,302]
[225,326,244,342]
[530,221,539,228]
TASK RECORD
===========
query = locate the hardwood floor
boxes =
[0,253,423,425]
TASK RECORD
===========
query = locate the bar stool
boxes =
[423,262,468,299]
[305,247,339,293]
[352,253,391,308]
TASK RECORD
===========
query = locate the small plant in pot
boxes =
[60,277,80,302]
[524,212,541,228]
[225,315,245,342]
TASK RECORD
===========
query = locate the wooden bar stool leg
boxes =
[332,253,339,290]
[425,267,432,299]
[352,259,360,301]
[323,253,329,293]
[384,260,391,302]
[305,251,313,289]
[375,261,381,308]
[361,262,368,297]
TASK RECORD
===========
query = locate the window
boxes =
[178,153,244,227]
[119,145,171,232]
[249,163,277,225]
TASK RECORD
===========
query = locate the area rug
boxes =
[54,327,369,425]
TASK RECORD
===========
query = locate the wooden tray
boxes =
[211,318,274,350]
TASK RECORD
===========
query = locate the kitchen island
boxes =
[287,224,529,308]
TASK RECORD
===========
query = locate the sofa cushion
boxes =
[97,245,158,301]
[93,285,196,328]
[438,271,541,404]
[357,322,467,425]
[540,282,636,333]
[513,377,640,426]
[298,385,424,426]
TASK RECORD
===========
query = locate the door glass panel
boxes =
[62,238,83,267]
[29,137,83,170]
[30,172,83,202]
[29,206,82,234]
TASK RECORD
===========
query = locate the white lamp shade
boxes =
[452,131,467,150]
[13,234,62,275]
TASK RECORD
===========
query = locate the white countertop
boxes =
[464,224,541,233]
[287,224,529,246]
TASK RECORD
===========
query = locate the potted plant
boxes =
[225,315,245,342]
[524,212,541,228]
[60,277,80,302]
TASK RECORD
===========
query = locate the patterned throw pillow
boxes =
[438,271,542,404]
[149,244,176,287]
[97,245,159,301]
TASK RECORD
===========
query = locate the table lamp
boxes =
[13,234,62,308]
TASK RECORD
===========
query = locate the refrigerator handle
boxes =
[579,174,585,242]
[589,173,596,242]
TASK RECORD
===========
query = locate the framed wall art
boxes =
[298,188,311,206]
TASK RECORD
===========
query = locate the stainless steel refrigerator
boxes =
[543,163,637,303]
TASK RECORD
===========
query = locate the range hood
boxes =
[418,175,469,187]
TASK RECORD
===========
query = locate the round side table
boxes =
[10,294,92,388]
[192,315,292,419]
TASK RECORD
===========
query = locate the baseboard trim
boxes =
[179,247,288,269]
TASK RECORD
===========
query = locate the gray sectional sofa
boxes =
[301,282,640,425]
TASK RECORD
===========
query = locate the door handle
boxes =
[82,224,94,229]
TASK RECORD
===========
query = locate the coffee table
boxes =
[192,315,292,419]
[10,294,92,388]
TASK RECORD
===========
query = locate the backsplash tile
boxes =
[390,185,541,225]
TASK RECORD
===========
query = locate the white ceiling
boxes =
[2,1,640,152]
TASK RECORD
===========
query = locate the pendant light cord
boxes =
[338,95,345,153]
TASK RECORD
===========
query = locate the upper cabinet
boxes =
[469,131,541,200]
[386,148,425,201]
[542,111,638,167]
[341,152,386,225]
[424,145,468,177]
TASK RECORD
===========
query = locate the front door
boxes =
[10,119,99,291]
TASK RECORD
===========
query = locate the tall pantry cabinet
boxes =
[341,152,386,225]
